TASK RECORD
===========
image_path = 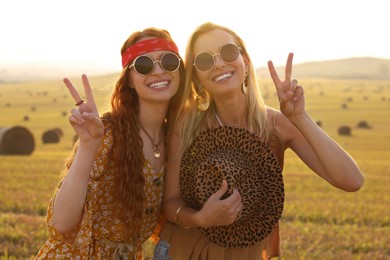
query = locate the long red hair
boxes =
[65,28,185,238]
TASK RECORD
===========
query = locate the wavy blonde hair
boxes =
[63,28,186,238]
[176,22,268,154]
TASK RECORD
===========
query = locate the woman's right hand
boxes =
[197,180,243,228]
[64,74,104,144]
[52,74,104,233]
[268,53,305,119]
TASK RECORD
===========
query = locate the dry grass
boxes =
[0,76,389,259]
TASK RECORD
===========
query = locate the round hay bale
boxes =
[42,129,61,144]
[338,126,352,136]
[52,127,64,137]
[357,121,371,129]
[316,120,322,127]
[0,126,35,155]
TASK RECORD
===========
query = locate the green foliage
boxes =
[0,76,389,259]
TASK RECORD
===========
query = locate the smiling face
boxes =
[193,29,248,99]
[129,47,181,105]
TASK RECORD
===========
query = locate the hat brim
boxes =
[180,126,284,248]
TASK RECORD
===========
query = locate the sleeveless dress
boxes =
[159,109,285,260]
[35,126,165,260]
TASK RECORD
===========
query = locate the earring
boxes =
[241,71,248,95]
[196,84,209,111]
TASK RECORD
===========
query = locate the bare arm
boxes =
[268,53,364,191]
[52,74,104,233]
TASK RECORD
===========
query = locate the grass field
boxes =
[0,75,389,259]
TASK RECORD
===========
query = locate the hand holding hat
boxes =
[180,126,285,248]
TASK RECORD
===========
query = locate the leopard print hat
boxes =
[180,126,285,248]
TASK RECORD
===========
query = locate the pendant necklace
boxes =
[215,112,248,129]
[138,122,162,158]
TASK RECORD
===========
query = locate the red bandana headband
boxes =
[122,38,179,68]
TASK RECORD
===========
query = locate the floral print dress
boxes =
[35,127,165,259]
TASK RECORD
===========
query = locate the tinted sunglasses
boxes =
[129,52,180,76]
[193,43,242,72]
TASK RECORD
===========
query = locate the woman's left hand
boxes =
[268,53,305,118]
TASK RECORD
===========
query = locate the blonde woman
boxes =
[160,22,364,259]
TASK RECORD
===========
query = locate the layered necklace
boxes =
[138,122,163,159]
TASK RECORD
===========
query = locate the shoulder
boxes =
[265,107,283,131]
[266,107,279,121]
[265,107,297,145]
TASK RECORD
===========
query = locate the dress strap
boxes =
[272,109,278,134]
[267,109,285,168]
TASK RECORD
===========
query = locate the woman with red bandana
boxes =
[35,27,185,259]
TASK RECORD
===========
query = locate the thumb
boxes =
[214,179,228,199]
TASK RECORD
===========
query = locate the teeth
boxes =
[214,73,232,82]
[149,81,168,89]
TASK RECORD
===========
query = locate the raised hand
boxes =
[198,180,243,228]
[268,53,305,117]
[64,74,104,144]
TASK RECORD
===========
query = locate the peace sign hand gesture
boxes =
[64,74,104,144]
[268,53,305,118]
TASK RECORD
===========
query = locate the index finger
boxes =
[267,60,280,87]
[284,53,294,82]
[81,74,96,104]
[63,77,83,103]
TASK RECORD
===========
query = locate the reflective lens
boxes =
[160,53,180,72]
[130,52,180,76]
[193,44,241,72]
[133,56,154,75]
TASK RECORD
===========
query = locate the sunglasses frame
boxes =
[193,43,242,73]
[129,52,181,76]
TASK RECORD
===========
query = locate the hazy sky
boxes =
[1,0,389,74]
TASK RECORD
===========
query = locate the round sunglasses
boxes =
[193,43,242,72]
[129,52,181,76]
